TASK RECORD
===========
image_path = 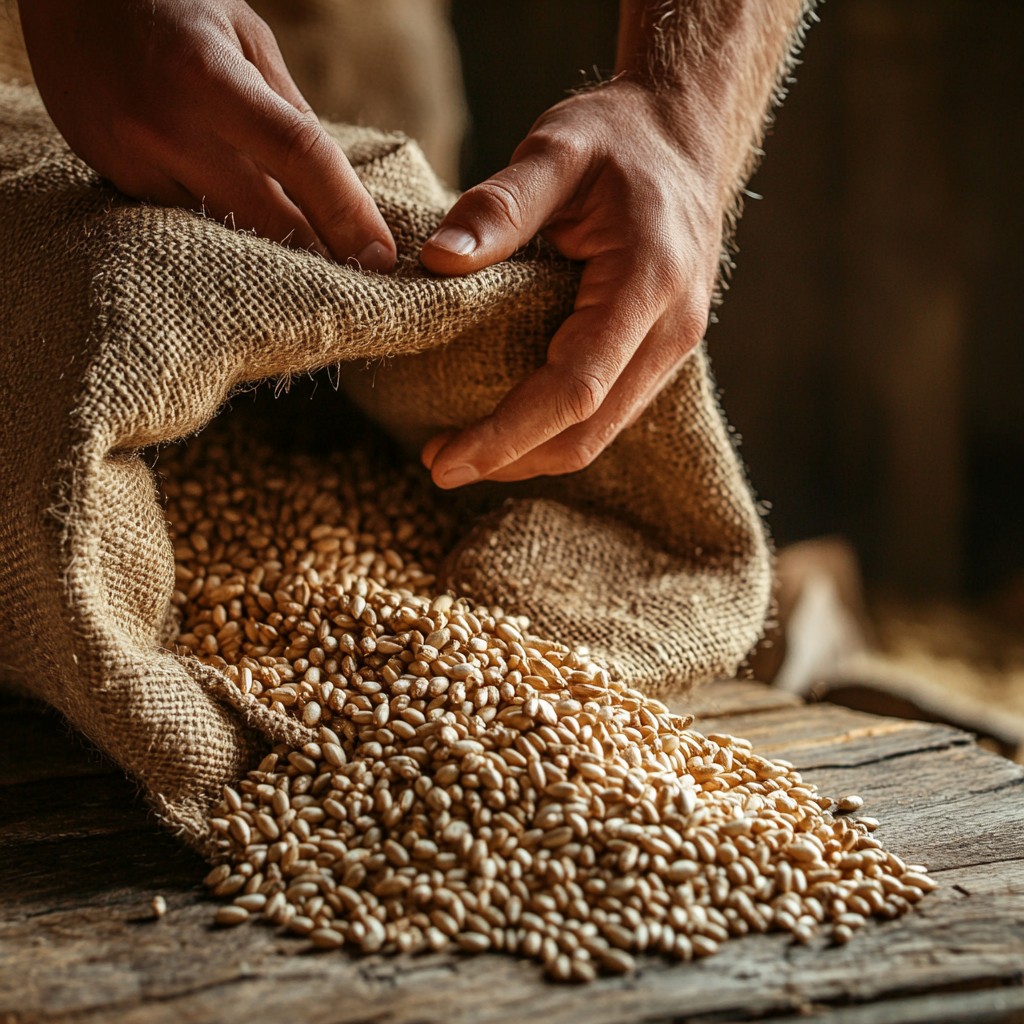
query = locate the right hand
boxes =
[419,80,723,488]
[17,0,396,268]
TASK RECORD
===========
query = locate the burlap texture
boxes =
[0,82,770,846]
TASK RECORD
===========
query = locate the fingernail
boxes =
[437,463,480,489]
[353,240,393,272]
[427,226,477,256]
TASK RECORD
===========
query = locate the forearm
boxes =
[419,0,817,486]
[615,0,814,218]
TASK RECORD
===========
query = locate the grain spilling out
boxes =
[160,429,936,981]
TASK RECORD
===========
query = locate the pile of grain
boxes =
[160,429,935,980]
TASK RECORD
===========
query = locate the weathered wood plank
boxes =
[0,774,154,847]
[0,859,1020,1024]
[0,689,930,851]
[765,986,1024,1024]
[4,739,1017,920]
[806,743,1024,873]
[0,830,205,915]
[1,746,1022,1020]
[2,683,1022,1024]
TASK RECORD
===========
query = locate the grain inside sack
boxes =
[160,422,936,980]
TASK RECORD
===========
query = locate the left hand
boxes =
[419,78,725,488]
[19,0,397,268]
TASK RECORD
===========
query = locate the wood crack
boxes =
[795,732,971,770]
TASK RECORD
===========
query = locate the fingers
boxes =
[21,0,395,268]
[173,150,325,254]
[479,307,703,482]
[218,61,396,269]
[423,257,661,489]
[118,173,199,210]
[420,147,579,275]
[420,430,456,473]
[120,131,326,253]
[422,256,707,488]
[233,11,314,117]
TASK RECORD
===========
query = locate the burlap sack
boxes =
[0,81,770,847]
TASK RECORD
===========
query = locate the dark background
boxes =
[451,0,1024,606]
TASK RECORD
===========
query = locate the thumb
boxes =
[421,152,575,275]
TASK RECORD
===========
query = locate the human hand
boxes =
[419,79,724,487]
[17,0,396,268]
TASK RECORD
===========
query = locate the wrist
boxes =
[613,0,813,220]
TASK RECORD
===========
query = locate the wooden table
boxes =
[2,679,1023,1024]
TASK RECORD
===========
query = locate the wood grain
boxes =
[2,679,1022,1024]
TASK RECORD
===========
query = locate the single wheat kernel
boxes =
[214,905,250,927]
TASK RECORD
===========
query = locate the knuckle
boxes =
[554,369,606,427]
[246,12,276,45]
[168,27,228,81]
[280,116,329,172]
[244,12,292,69]
[648,246,689,296]
[496,443,527,467]
[473,443,527,477]
[673,306,710,357]
[470,179,525,232]
[476,422,528,472]
[685,316,709,351]
[559,437,603,474]
[524,128,587,169]
[629,247,710,345]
